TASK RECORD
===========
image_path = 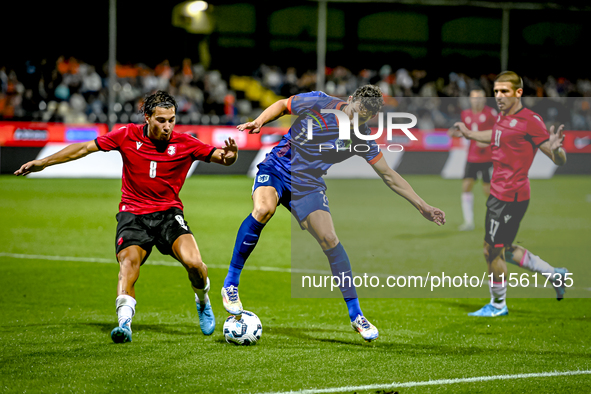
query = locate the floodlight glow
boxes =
[186,1,208,15]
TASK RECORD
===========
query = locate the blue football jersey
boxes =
[260,91,383,196]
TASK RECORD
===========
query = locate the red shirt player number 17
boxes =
[453,71,568,318]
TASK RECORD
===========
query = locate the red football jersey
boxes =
[461,106,496,163]
[95,123,216,214]
[490,108,549,202]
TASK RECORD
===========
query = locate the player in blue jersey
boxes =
[222,85,446,341]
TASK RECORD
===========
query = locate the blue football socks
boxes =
[324,243,363,321]
[224,214,266,287]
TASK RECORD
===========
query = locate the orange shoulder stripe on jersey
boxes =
[368,151,383,165]
[286,96,295,114]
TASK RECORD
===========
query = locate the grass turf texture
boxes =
[0,175,590,393]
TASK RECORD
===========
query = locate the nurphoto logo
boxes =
[305,109,418,152]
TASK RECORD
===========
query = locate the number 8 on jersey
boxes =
[150,161,157,178]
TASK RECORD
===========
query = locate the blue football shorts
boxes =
[252,164,330,229]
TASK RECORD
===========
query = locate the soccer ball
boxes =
[223,311,262,346]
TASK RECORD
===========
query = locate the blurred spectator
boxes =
[20,89,39,120]
[0,67,8,93]
[2,56,591,130]
[81,65,103,100]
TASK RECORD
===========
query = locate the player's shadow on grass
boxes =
[392,230,456,240]
[83,322,201,337]
[431,299,572,315]
[430,299,490,313]
[266,326,373,347]
[265,325,591,359]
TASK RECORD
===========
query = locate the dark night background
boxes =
[3,0,591,81]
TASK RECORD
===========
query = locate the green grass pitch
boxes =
[0,174,590,393]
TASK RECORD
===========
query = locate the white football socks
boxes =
[489,280,507,309]
[192,277,210,305]
[520,250,556,276]
[461,192,474,224]
[116,295,136,329]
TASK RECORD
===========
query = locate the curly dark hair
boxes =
[351,85,384,114]
[140,90,178,117]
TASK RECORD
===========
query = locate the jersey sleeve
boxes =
[527,113,550,146]
[287,91,330,115]
[189,138,216,162]
[95,125,127,151]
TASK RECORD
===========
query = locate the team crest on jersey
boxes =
[335,139,352,151]
[510,119,517,127]
[257,174,270,183]
[167,145,176,156]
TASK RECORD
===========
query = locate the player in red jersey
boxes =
[454,71,568,317]
[449,89,497,231]
[14,91,238,341]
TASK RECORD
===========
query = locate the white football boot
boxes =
[351,314,379,342]
[221,285,243,315]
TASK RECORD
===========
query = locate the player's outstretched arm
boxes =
[539,124,567,166]
[14,140,99,176]
[371,157,446,226]
[453,122,492,144]
[237,99,289,134]
[449,123,489,147]
[210,138,238,166]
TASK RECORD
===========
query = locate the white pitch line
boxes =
[0,253,437,281]
[261,370,591,394]
[0,252,326,274]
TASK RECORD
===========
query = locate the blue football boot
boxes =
[552,268,569,301]
[197,300,216,335]
[111,319,132,343]
[468,303,509,317]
